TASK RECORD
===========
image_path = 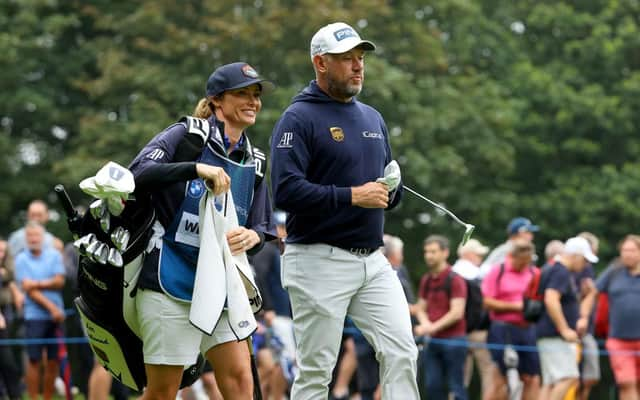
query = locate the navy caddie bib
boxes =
[158,122,256,302]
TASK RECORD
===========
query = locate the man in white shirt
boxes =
[452,238,493,398]
[453,239,489,281]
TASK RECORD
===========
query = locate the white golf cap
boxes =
[457,239,489,257]
[310,22,376,59]
[564,236,599,263]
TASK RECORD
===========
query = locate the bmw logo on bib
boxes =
[188,180,205,198]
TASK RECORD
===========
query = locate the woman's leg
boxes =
[140,364,184,400]
[205,340,253,400]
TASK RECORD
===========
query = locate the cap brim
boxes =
[585,253,599,263]
[526,225,540,232]
[326,39,376,54]
[224,78,275,95]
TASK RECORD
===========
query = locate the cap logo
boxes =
[330,126,344,142]
[334,27,357,41]
[242,64,259,78]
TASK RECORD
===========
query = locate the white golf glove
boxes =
[79,161,135,216]
[376,160,401,192]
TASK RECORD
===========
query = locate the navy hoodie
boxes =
[270,80,402,249]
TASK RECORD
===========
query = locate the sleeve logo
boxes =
[146,148,165,160]
[277,132,294,148]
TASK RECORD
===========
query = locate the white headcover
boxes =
[80,161,135,215]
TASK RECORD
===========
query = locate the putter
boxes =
[107,247,123,268]
[403,185,475,245]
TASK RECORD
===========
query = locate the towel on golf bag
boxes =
[189,190,262,339]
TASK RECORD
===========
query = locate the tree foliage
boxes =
[1,0,639,275]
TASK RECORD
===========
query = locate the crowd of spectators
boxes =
[2,200,640,400]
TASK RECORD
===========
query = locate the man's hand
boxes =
[51,307,65,323]
[576,316,588,337]
[196,164,231,195]
[414,320,433,337]
[12,287,24,312]
[351,182,389,208]
[226,227,260,255]
[21,279,39,292]
[560,328,579,342]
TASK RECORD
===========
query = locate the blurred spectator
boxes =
[596,234,640,400]
[574,232,601,400]
[250,210,291,318]
[0,239,22,400]
[383,234,415,305]
[415,235,468,400]
[330,321,359,400]
[451,238,493,398]
[544,240,564,264]
[536,237,597,400]
[482,240,540,400]
[15,221,66,400]
[480,217,539,278]
[253,317,289,400]
[8,200,61,256]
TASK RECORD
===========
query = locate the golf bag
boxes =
[57,186,204,392]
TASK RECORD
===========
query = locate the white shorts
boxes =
[136,289,237,366]
[537,337,580,385]
[581,333,601,381]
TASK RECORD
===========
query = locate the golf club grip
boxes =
[54,184,76,219]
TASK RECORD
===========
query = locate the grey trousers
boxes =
[282,243,419,400]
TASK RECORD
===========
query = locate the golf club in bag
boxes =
[55,184,205,392]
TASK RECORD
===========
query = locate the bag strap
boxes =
[496,263,505,293]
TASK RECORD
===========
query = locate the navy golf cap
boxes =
[507,217,540,235]
[205,62,274,97]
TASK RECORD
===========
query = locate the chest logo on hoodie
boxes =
[330,127,344,142]
[362,131,383,139]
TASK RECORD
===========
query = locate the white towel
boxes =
[189,191,261,340]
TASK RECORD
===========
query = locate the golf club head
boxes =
[110,226,129,251]
[111,227,123,250]
[100,213,111,233]
[85,240,102,262]
[89,199,106,220]
[117,228,130,251]
[73,233,95,250]
[107,247,123,268]
[94,243,109,265]
[460,224,475,246]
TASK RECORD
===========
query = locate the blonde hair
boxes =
[620,235,640,251]
[578,232,599,253]
[193,97,213,118]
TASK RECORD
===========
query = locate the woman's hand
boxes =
[226,227,260,255]
[196,164,230,195]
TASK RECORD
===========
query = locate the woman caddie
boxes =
[128,62,275,400]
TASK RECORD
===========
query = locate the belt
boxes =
[348,247,378,257]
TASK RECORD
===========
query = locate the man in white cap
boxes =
[536,236,598,400]
[451,239,494,398]
[270,22,418,399]
[452,238,489,280]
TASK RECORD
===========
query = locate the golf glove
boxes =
[376,160,401,192]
